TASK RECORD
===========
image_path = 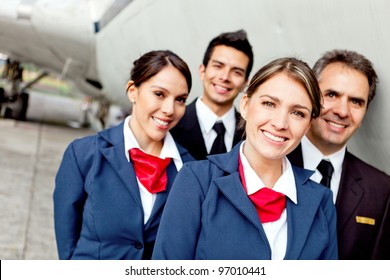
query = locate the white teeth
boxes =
[263,131,286,142]
[215,85,229,91]
[328,121,346,128]
[153,117,169,126]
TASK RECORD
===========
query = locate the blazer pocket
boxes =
[356,216,375,225]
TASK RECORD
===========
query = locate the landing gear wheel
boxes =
[0,87,4,113]
[0,87,5,102]
[4,92,29,120]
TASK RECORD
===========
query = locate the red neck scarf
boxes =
[238,155,286,223]
[129,148,171,194]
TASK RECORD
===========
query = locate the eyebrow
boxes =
[151,85,189,97]
[260,94,311,113]
[324,89,367,104]
[292,104,311,113]
[210,59,246,74]
[351,97,366,104]
[150,85,168,92]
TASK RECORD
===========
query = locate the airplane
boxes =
[0,0,389,175]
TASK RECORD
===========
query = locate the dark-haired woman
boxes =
[54,50,193,259]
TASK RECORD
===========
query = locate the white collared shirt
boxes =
[239,142,297,260]
[123,116,183,224]
[301,136,345,203]
[195,97,236,152]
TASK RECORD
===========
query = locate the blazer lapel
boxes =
[209,144,268,241]
[336,152,364,230]
[183,101,208,158]
[171,100,208,160]
[147,161,178,223]
[211,146,327,259]
[98,122,143,209]
[215,174,264,231]
[146,144,191,225]
[284,167,322,259]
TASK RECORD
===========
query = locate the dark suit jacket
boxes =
[153,142,338,260]
[288,144,390,259]
[170,98,245,160]
[53,121,194,260]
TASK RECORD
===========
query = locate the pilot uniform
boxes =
[288,140,390,259]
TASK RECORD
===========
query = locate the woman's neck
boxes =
[243,144,283,188]
[129,118,163,157]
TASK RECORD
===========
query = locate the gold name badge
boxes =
[356,216,375,225]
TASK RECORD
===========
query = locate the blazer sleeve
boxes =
[53,141,88,259]
[152,162,207,259]
[373,193,390,258]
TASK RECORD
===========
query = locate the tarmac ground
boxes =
[0,92,95,259]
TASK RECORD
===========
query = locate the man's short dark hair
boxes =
[202,29,254,80]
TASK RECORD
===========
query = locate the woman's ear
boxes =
[126,81,136,103]
[240,94,249,120]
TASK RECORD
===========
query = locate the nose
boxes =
[219,68,230,81]
[161,98,175,115]
[271,109,289,130]
[332,98,349,118]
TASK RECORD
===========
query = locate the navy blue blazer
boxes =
[152,143,338,260]
[288,144,390,259]
[53,121,194,260]
[170,99,245,160]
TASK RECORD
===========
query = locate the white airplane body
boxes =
[0,0,389,174]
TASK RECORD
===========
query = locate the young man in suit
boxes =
[288,49,390,259]
[170,29,254,160]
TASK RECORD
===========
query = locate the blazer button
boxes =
[134,242,143,249]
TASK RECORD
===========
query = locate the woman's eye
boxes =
[292,110,305,118]
[262,101,275,108]
[176,97,187,103]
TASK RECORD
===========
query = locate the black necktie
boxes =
[210,122,227,155]
[317,159,334,188]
